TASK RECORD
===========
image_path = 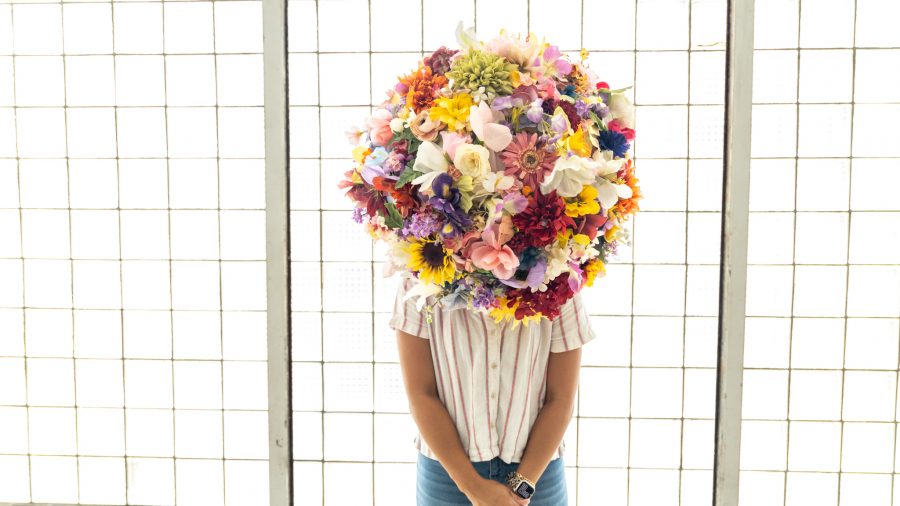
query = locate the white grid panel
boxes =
[739,0,900,505]
[0,0,270,504]
[288,0,728,504]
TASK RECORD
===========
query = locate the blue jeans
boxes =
[416,453,568,505]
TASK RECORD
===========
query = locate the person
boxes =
[391,275,597,506]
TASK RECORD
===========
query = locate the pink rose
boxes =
[439,131,471,160]
[366,109,394,147]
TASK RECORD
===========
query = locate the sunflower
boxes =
[405,239,456,285]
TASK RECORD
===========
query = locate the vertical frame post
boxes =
[714,0,754,504]
[263,0,293,503]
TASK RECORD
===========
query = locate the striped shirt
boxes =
[389,276,597,464]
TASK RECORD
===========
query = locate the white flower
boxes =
[539,155,601,198]
[453,143,492,180]
[469,101,513,152]
[542,244,571,286]
[590,150,632,209]
[389,117,405,133]
[481,171,514,193]
[403,277,444,311]
[411,141,450,193]
[608,93,635,129]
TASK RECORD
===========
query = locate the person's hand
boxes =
[463,477,530,506]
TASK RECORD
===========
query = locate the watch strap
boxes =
[506,471,536,498]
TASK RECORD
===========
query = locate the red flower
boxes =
[339,168,386,219]
[510,191,575,251]
[509,273,575,320]
[373,177,419,217]
[574,213,608,241]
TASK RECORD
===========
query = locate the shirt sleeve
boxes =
[549,292,596,353]
[388,276,431,339]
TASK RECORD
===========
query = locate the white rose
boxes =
[389,117,405,133]
[453,143,492,180]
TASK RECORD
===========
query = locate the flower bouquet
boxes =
[339,23,642,324]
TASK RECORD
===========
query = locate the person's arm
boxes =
[514,346,582,485]
[396,329,528,506]
[395,328,479,489]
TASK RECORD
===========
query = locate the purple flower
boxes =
[550,113,568,134]
[574,100,590,118]
[352,207,365,224]
[400,210,443,238]
[429,173,472,231]
[491,96,515,110]
[526,259,547,288]
[542,45,572,75]
[525,99,545,123]
[471,283,497,310]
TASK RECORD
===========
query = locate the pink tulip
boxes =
[469,217,519,280]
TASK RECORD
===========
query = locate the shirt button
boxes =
[490,392,496,399]
[490,362,498,369]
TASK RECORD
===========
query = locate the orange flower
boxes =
[399,65,448,114]
[612,159,642,216]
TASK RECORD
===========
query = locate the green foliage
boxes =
[382,201,404,229]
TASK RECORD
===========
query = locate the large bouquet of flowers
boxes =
[340,24,642,324]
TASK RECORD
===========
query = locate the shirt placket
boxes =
[487,318,502,442]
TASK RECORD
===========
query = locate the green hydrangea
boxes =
[447,49,516,99]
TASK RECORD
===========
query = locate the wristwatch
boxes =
[506,471,536,499]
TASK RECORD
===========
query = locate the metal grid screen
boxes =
[5,0,898,505]
[0,0,271,503]
[286,0,728,504]
[738,0,900,504]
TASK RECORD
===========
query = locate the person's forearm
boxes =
[408,392,483,494]
[515,397,575,484]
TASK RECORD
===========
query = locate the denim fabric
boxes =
[416,453,568,506]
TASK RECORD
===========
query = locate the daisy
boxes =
[500,132,558,189]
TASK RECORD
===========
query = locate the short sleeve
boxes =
[549,292,596,353]
[388,276,431,339]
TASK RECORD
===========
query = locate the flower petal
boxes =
[594,180,620,209]
[412,140,449,174]
[482,123,513,151]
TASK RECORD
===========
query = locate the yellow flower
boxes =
[404,239,456,285]
[488,297,543,327]
[562,126,593,158]
[583,258,606,287]
[604,224,619,242]
[352,146,371,164]
[489,297,518,323]
[429,93,473,131]
[565,185,601,217]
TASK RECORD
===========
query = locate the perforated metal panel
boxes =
[738,1,900,505]
[0,0,270,503]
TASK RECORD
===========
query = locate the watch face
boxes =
[515,481,535,499]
